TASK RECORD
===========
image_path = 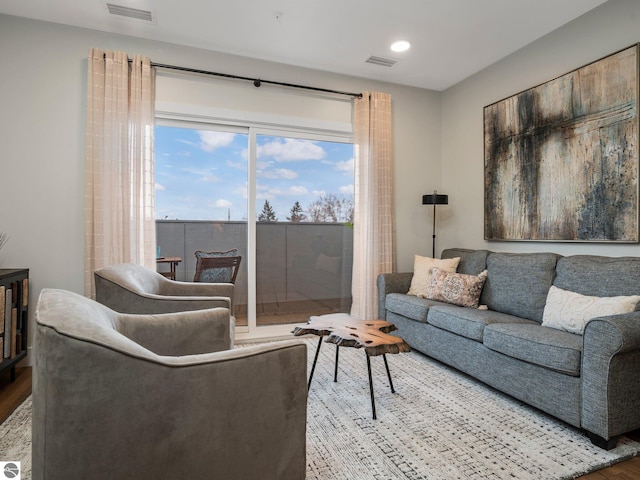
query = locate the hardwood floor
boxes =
[0,366,638,478]
[0,366,32,423]
[578,429,640,479]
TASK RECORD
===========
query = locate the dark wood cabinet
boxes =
[0,269,29,381]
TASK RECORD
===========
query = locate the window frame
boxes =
[155,113,354,340]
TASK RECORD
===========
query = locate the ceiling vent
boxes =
[107,3,153,22]
[365,56,398,68]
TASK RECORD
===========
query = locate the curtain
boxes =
[84,49,156,297]
[350,92,394,319]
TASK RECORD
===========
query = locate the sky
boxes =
[154,125,354,221]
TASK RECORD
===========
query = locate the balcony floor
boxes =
[235,298,350,326]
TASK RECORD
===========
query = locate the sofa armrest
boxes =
[377,272,413,319]
[581,312,640,440]
[117,307,234,356]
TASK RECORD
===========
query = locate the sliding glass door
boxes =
[155,123,353,335]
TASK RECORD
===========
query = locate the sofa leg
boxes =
[587,432,620,450]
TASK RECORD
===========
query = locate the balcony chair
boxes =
[193,249,242,284]
[32,288,308,480]
[94,263,236,314]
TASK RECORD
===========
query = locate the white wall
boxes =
[6,0,633,355]
[0,14,440,352]
[440,0,640,257]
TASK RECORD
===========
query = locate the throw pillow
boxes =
[407,255,460,297]
[425,268,488,308]
[541,285,640,335]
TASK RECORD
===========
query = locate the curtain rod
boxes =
[150,61,363,99]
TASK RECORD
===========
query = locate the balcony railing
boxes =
[156,220,353,326]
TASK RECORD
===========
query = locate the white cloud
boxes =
[312,190,327,197]
[335,158,354,173]
[260,168,299,180]
[201,174,220,183]
[214,199,232,208]
[226,159,247,171]
[288,185,308,195]
[155,183,166,191]
[258,138,326,162]
[198,131,236,152]
[340,184,354,194]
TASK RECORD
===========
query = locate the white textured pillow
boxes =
[407,255,460,297]
[542,285,640,335]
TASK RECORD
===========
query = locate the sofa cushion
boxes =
[483,252,560,322]
[441,248,491,275]
[425,268,488,308]
[541,285,640,335]
[407,255,460,297]
[483,323,583,376]
[427,305,538,342]
[555,255,640,297]
[385,293,446,323]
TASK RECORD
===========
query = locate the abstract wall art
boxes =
[484,44,639,242]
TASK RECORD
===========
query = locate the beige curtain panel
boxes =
[84,49,156,297]
[351,91,395,320]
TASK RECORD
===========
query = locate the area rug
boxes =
[2,340,639,480]
[302,338,639,480]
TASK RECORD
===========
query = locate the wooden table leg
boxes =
[334,345,339,382]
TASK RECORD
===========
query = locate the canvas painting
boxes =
[484,44,639,242]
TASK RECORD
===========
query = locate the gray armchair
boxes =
[95,263,236,314]
[33,289,308,480]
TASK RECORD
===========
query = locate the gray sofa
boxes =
[377,248,640,449]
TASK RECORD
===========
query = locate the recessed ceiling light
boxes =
[390,41,411,53]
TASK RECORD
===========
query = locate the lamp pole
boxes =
[431,202,437,258]
[422,190,448,259]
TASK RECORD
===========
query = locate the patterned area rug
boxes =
[2,339,639,480]
[0,397,31,478]
[303,338,639,480]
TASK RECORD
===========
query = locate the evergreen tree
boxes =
[287,201,307,222]
[258,200,278,222]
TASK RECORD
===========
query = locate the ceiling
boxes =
[0,0,608,91]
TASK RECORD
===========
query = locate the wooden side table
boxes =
[293,316,410,419]
[156,257,182,280]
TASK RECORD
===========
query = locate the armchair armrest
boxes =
[581,312,640,441]
[159,278,235,313]
[117,307,233,356]
[160,279,234,300]
[34,338,308,480]
[377,272,413,319]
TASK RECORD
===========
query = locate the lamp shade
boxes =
[422,192,448,205]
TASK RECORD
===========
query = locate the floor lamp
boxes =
[422,190,448,258]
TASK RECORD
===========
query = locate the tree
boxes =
[258,199,278,222]
[306,194,354,223]
[287,201,307,222]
